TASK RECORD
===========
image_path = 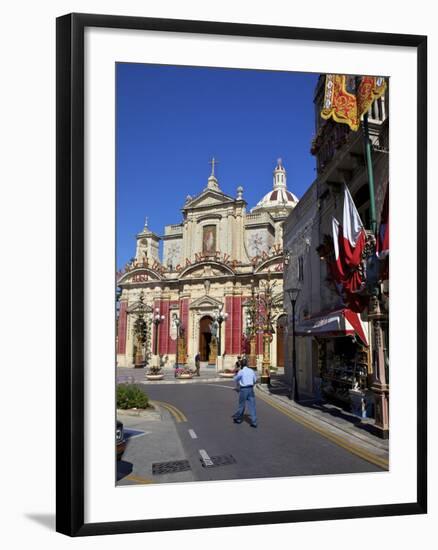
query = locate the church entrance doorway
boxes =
[199,316,217,363]
[276,314,287,368]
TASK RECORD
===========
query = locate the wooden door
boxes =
[199,316,214,362]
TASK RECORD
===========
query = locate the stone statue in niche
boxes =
[203,225,216,255]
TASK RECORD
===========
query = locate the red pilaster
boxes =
[256,331,262,355]
[152,299,160,355]
[117,301,127,354]
[225,296,233,354]
[231,297,242,354]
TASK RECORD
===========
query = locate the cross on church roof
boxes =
[209,157,219,177]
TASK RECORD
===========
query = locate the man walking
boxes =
[232,358,258,428]
[194,352,201,376]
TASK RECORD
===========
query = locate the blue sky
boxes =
[116,64,319,268]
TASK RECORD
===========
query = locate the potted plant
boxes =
[145,367,164,380]
[145,361,164,380]
[175,366,193,379]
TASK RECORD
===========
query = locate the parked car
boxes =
[116,420,126,460]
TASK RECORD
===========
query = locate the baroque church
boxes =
[116,159,298,371]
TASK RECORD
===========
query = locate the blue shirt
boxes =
[234,366,257,387]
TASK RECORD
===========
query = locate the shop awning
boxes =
[296,308,368,346]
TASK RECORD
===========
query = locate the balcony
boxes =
[311,120,351,174]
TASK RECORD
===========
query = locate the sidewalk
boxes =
[117,404,195,485]
[256,374,389,467]
[117,366,230,385]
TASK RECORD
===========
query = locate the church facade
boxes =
[116,159,298,371]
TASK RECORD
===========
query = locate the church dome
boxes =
[251,159,298,213]
[254,188,298,209]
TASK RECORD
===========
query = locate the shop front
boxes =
[297,308,373,418]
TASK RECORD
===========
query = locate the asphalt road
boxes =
[138,381,383,482]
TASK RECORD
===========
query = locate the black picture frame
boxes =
[56,12,427,537]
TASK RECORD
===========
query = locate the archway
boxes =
[276,314,287,368]
[199,316,217,363]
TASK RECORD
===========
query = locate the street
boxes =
[117,380,386,486]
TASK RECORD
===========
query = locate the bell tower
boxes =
[135,217,160,262]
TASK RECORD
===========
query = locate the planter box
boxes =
[145,374,164,380]
[178,373,193,379]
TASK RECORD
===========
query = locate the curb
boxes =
[117,407,162,420]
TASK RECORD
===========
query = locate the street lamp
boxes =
[153,308,165,366]
[286,287,301,401]
[173,314,181,376]
[213,307,228,359]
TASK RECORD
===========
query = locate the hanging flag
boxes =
[331,215,365,296]
[321,75,360,131]
[321,74,387,131]
[357,76,387,119]
[376,182,389,282]
[329,186,368,312]
[376,183,389,259]
[341,184,367,267]
[331,217,345,282]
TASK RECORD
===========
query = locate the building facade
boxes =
[117,159,298,372]
[283,75,389,431]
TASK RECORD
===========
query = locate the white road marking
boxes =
[199,449,214,467]
[188,429,198,439]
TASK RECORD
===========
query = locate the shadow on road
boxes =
[117,460,133,481]
[267,374,378,437]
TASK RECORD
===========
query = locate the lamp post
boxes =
[153,308,165,367]
[213,306,228,367]
[286,287,301,401]
[173,314,181,376]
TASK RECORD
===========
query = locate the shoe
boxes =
[233,418,242,424]
[250,423,257,428]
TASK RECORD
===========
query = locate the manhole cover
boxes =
[152,460,191,475]
[201,454,237,468]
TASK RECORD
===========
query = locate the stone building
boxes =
[283,75,389,433]
[117,159,298,372]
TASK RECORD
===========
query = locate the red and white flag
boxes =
[376,184,389,259]
[330,186,367,310]
[331,216,345,282]
[341,185,367,268]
